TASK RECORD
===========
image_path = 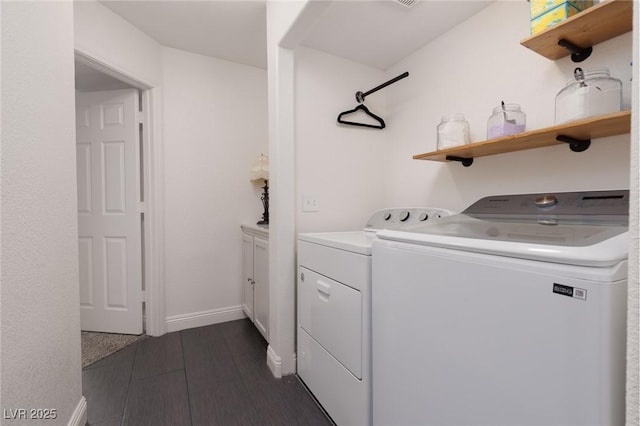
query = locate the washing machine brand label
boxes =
[553,283,587,300]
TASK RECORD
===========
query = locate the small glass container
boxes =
[487,103,526,139]
[555,67,622,124]
[437,114,470,150]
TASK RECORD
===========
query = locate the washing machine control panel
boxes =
[364,207,454,231]
[464,190,629,220]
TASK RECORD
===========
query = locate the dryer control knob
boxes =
[383,212,392,221]
[418,212,429,221]
[534,195,558,208]
[399,211,410,222]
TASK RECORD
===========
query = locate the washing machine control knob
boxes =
[383,212,392,221]
[418,212,429,221]
[534,195,558,208]
[399,211,410,222]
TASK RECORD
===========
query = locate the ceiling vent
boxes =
[394,0,418,8]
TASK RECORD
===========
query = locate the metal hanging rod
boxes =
[355,72,409,103]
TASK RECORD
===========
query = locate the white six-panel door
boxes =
[76,89,143,334]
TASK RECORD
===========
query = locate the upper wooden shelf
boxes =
[520,0,633,61]
[413,110,631,165]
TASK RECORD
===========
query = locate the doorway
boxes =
[74,51,165,347]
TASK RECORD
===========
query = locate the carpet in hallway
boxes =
[81,331,145,368]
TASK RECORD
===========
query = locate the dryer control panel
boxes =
[364,207,454,231]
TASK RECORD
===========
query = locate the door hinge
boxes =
[136,111,145,124]
[141,290,146,302]
[138,202,145,213]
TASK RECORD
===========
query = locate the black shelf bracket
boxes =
[446,156,474,167]
[557,39,593,62]
[556,134,591,152]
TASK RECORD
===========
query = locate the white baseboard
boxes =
[267,345,298,378]
[67,396,87,426]
[267,344,282,378]
[165,305,246,333]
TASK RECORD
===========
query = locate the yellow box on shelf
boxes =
[530,0,593,19]
[529,1,594,34]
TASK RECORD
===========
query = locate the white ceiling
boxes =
[98,0,492,71]
[302,1,493,70]
[100,0,268,69]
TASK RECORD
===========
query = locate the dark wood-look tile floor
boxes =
[83,319,334,426]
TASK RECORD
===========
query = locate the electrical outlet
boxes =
[302,196,320,212]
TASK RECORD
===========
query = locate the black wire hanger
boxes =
[337,104,386,129]
[336,71,409,130]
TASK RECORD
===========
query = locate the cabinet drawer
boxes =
[298,266,362,378]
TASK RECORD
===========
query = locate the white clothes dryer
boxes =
[372,190,629,426]
[297,207,454,426]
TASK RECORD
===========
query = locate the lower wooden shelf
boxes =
[413,110,631,165]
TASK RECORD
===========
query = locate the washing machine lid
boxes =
[377,190,630,266]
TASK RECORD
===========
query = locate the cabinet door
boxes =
[253,236,269,341]
[241,233,254,321]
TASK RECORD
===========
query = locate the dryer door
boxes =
[298,267,362,379]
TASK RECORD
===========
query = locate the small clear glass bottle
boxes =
[555,67,622,124]
[437,114,470,150]
[486,103,526,139]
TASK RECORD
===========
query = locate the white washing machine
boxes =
[297,207,454,426]
[372,190,629,426]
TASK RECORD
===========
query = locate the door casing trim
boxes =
[74,49,166,336]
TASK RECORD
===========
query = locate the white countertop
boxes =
[241,223,269,238]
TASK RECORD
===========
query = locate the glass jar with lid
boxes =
[437,113,470,150]
[555,67,622,124]
[487,103,526,139]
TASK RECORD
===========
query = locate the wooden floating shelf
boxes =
[413,110,631,164]
[520,0,632,61]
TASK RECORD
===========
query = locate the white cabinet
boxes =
[241,233,255,321]
[241,225,269,341]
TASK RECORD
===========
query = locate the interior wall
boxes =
[626,0,639,421]
[1,1,84,423]
[162,47,268,325]
[295,47,387,233]
[382,1,632,212]
[73,0,162,86]
[266,0,319,377]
